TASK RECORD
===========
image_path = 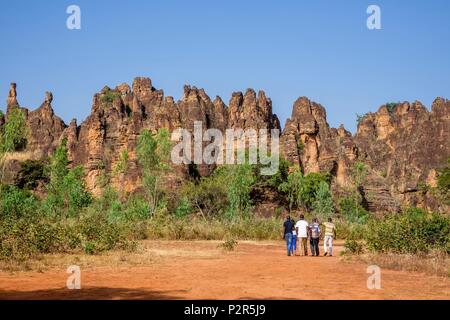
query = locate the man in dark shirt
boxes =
[283,216,294,256]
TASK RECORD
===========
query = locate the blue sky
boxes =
[0,0,449,132]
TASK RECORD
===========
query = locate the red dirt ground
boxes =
[0,240,448,300]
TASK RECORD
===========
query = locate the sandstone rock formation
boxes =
[1,78,449,212]
[355,98,450,212]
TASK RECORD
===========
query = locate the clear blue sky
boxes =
[1,0,449,132]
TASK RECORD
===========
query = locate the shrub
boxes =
[123,195,151,220]
[100,90,121,104]
[338,196,369,224]
[356,113,368,125]
[219,238,238,251]
[312,181,334,219]
[343,239,365,255]
[0,106,28,152]
[44,139,92,217]
[174,197,193,218]
[385,102,397,114]
[0,209,136,261]
[0,185,38,219]
[14,159,49,189]
[365,208,450,254]
[181,172,229,218]
[225,164,255,218]
[137,128,171,216]
[279,170,331,211]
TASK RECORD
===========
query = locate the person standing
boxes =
[308,218,321,256]
[323,217,336,257]
[283,216,294,256]
[290,224,297,256]
[295,214,309,256]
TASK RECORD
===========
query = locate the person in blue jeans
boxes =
[283,216,294,256]
[290,225,297,256]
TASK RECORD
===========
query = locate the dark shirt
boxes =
[283,219,294,236]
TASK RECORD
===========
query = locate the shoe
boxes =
[324,252,328,256]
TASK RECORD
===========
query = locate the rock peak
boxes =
[7,82,18,108]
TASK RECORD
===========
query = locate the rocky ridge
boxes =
[1,77,449,213]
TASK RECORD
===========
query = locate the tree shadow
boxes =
[0,287,190,300]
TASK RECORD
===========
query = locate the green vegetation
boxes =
[278,170,330,212]
[1,126,448,266]
[338,162,370,223]
[385,102,397,114]
[312,181,334,219]
[100,90,121,104]
[44,138,92,217]
[137,128,171,216]
[0,106,28,152]
[356,113,368,126]
[14,159,49,189]
[436,158,450,204]
[364,208,450,254]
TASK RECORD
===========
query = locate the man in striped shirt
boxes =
[322,217,336,257]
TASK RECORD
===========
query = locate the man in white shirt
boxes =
[295,214,309,256]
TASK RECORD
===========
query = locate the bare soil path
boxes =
[0,240,448,300]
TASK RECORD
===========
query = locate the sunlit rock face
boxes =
[2,79,449,212]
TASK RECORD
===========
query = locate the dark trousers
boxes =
[310,237,320,256]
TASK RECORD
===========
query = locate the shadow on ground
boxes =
[0,287,189,300]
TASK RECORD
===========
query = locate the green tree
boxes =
[0,185,37,218]
[0,106,28,152]
[279,170,330,212]
[182,175,228,218]
[436,158,450,205]
[312,180,334,219]
[112,150,129,177]
[137,128,171,216]
[337,162,370,223]
[44,138,92,216]
[226,164,255,218]
[278,168,303,212]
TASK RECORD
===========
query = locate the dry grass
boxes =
[2,150,35,162]
[344,251,450,278]
[0,240,229,273]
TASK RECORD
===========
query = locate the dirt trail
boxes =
[0,240,448,300]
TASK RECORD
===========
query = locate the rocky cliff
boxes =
[2,77,449,212]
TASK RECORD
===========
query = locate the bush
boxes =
[14,159,49,189]
[338,196,369,224]
[365,208,450,254]
[182,172,229,218]
[144,214,283,241]
[219,238,238,251]
[100,90,121,104]
[312,181,334,219]
[279,170,330,211]
[174,197,193,218]
[0,106,28,152]
[0,185,38,218]
[385,102,397,114]
[44,139,92,217]
[343,239,365,255]
[0,209,136,261]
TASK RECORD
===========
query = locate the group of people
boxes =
[282,215,337,257]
